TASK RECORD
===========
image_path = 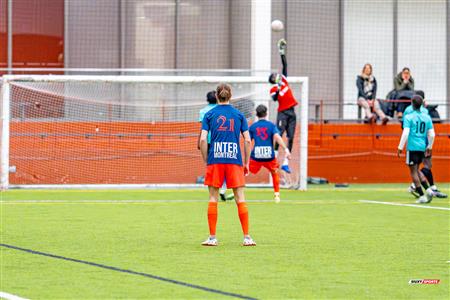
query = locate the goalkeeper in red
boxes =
[269,39,298,174]
[199,83,255,247]
[249,104,291,203]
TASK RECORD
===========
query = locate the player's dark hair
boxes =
[268,73,277,84]
[206,90,217,104]
[256,104,268,118]
[216,83,232,103]
[402,67,410,73]
[412,95,423,110]
[415,90,425,99]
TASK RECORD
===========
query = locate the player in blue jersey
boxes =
[398,95,435,203]
[249,105,291,203]
[199,83,255,246]
[198,90,234,202]
[403,93,447,199]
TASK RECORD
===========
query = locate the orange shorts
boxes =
[249,158,279,174]
[204,164,245,188]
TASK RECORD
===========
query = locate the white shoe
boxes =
[416,195,431,204]
[201,237,218,246]
[243,236,256,246]
[274,192,280,203]
[408,183,420,198]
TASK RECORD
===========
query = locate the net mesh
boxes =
[4,77,304,185]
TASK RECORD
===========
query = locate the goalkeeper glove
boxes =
[278,39,287,55]
[275,74,282,88]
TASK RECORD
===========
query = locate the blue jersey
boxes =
[201,104,249,166]
[249,119,280,162]
[403,105,428,116]
[199,104,217,144]
[403,110,433,152]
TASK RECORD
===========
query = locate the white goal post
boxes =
[1,75,308,190]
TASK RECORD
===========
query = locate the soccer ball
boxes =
[271,20,284,32]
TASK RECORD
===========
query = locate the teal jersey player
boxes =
[199,104,217,122]
[398,95,436,204]
[403,104,428,116]
[199,104,217,144]
[402,111,433,151]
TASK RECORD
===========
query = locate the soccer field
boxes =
[1,184,449,299]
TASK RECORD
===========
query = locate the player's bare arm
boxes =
[242,130,251,174]
[199,130,209,163]
[197,129,202,150]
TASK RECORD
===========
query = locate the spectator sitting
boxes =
[356,63,389,125]
[393,67,415,118]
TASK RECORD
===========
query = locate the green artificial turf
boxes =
[1,184,449,299]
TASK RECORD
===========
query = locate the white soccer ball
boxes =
[271,20,284,32]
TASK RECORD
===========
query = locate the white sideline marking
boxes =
[359,200,450,211]
[0,199,349,205]
[0,292,29,300]
[0,199,275,204]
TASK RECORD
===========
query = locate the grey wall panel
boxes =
[230,0,251,69]
[343,0,394,119]
[177,0,230,69]
[66,0,120,68]
[123,0,175,68]
[271,0,286,71]
[446,0,450,118]
[398,0,447,118]
[285,0,341,119]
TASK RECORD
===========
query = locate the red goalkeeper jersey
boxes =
[270,75,298,112]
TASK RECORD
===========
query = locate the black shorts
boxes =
[406,151,424,166]
[276,107,297,138]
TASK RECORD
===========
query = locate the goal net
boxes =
[1,75,308,190]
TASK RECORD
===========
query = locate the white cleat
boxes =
[201,237,218,246]
[243,236,256,246]
[408,183,420,198]
[416,195,432,204]
[274,192,280,203]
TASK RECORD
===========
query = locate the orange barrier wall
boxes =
[308,123,450,183]
[8,122,450,185]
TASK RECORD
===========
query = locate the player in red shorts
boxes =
[249,105,291,203]
[199,83,255,246]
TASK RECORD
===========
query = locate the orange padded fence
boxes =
[308,123,450,183]
[8,122,450,185]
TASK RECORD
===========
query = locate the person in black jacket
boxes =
[356,63,389,125]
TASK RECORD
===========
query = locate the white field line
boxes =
[0,199,350,205]
[359,200,450,211]
[0,292,29,300]
[0,199,271,204]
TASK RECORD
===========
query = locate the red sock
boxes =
[271,170,280,193]
[207,202,218,236]
[237,202,249,235]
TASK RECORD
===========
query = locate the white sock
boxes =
[431,185,437,190]
[282,157,289,166]
[220,189,226,195]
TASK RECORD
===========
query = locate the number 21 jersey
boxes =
[201,104,249,166]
